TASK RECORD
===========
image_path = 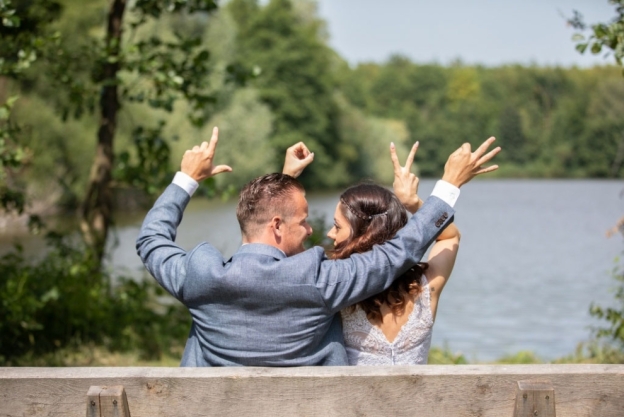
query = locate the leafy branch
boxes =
[569,0,624,70]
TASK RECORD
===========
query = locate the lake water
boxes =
[4,179,624,361]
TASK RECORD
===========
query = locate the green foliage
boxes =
[121,31,217,126]
[131,0,217,22]
[304,210,333,250]
[228,0,349,189]
[494,350,542,364]
[553,341,624,364]
[497,106,526,164]
[114,121,175,195]
[570,0,624,71]
[205,88,276,190]
[1,0,235,223]
[427,344,468,364]
[580,10,624,347]
[0,0,62,76]
[589,253,624,350]
[336,95,412,181]
[0,233,189,364]
[0,96,28,213]
[342,61,624,178]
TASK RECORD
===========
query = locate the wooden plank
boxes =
[99,386,131,417]
[87,386,102,417]
[0,365,623,417]
[514,380,556,417]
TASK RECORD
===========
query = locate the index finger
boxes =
[389,142,402,173]
[206,126,220,155]
[404,141,419,171]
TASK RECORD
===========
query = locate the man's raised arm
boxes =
[136,127,231,300]
[282,142,314,178]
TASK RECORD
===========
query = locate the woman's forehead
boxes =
[334,203,348,222]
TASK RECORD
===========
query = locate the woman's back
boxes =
[342,275,434,365]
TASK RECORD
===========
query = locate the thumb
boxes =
[211,165,233,175]
[302,152,314,165]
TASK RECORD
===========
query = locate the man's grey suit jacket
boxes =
[136,183,454,366]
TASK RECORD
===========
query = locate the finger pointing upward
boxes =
[390,142,402,174]
[404,141,419,171]
[390,141,419,174]
[206,126,220,155]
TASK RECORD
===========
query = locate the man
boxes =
[136,127,500,366]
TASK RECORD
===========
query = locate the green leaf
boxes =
[591,42,603,54]
[575,43,588,54]
[6,96,18,107]
[593,24,608,39]
[40,287,60,303]
[3,15,19,27]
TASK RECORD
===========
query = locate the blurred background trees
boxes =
[4,0,624,232]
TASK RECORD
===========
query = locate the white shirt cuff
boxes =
[430,180,460,207]
[172,171,199,197]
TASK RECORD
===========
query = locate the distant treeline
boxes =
[6,0,624,210]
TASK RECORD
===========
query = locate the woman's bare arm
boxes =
[425,223,460,320]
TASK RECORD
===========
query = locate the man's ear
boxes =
[270,216,283,236]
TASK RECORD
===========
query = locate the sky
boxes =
[314,0,617,67]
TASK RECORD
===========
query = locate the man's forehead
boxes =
[291,189,308,210]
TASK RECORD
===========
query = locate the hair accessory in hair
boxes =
[340,198,388,221]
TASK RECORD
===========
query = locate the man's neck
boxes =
[242,236,286,256]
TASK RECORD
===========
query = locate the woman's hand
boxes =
[282,142,314,178]
[390,141,422,214]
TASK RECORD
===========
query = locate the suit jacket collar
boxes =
[235,243,287,260]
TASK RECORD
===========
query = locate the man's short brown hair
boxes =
[236,173,305,238]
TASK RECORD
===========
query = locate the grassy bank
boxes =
[5,342,623,367]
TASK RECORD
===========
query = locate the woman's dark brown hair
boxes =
[330,183,428,322]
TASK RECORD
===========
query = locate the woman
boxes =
[327,143,460,365]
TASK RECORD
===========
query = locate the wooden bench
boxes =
[1,364,623,416]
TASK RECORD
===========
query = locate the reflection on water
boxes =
[5,179,624,361]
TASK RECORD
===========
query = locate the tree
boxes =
[497,106,526,164]
[569,0,624,73]
[571,1,624,359]
[589,221,624,356]
[0,0,62,219]
[227,0,350,189]
[2,0,222,265]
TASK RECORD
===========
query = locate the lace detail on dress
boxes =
[341,275,434,365]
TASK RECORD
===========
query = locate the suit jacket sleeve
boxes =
[136,183,192,301]
[316,195,454,314]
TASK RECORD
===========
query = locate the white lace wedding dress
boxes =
[341,275,433,365]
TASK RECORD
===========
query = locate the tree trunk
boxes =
[80,0,126,264]
[0,76,8,104]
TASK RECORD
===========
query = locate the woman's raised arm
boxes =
[425,222,461,320]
